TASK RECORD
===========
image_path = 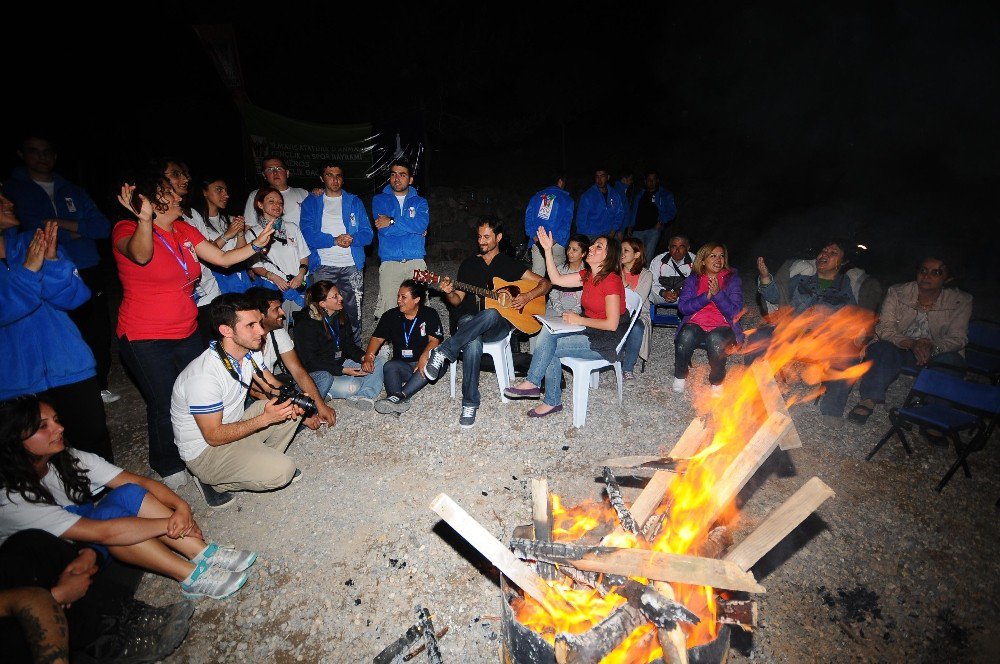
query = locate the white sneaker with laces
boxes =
[195,543,258,572]
[181,561,249,599]
[672,377,686,393]
[101,389,121,404]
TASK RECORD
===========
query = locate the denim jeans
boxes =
[674,324,736,386]
[119,332,204,477]
[383,359,430,398]
[438,309,512,407]
[312,356,386,401]
[527,327,603,407]
[312,265,363,345]
[622,319,644,373]
[859,340,966,403]
[631,228,661,263]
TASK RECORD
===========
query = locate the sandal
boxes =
[847,403,874,425]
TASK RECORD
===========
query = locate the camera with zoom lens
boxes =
[275,382,317,417]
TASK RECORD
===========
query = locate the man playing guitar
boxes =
[421,218,550,428]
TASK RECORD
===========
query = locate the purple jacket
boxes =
[677,268,745,343]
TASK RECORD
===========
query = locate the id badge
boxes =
[401,349,414,359]
[334,350,342,360]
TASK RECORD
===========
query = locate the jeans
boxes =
[383,359,430,398]
[312,265,363,345]
[527,327,603,407]
[859,341,966,403]
[438,309,512,407]
[631,228,661,263]
[118,332,204,477]
[674,324,737,386]
[622,319,645,373]
[313,357,386,401]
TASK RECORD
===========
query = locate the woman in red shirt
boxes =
[505,228,630,417]
[113,172,274,488]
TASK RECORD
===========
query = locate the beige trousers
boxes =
[376,259,426,318]
[186,400,299,492]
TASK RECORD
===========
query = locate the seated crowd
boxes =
[0,139,981,662]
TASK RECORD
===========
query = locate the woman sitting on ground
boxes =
[0,396,255,600]
[620,238,652,380]
[293,281,386,410]
[848,254,971,426]
[363,280,444,417]
[673,242,744,394]
[504,229,630,418]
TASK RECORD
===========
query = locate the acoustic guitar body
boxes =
[484,278,545,334]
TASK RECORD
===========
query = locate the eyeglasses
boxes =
[263,167,287,174]
[919,267,945,276]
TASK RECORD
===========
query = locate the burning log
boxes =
[531,478,557,580]
[553,603,645,664]
[716,598,757,630]
[557,565,626,592]
[694,526,733,560]
[429,494,576,615]
[601,467,641,535]
[724,477,835,572]
[402,628,449,662]
[750,359,803,450]
[415,606,443,664]
[616,580,700,629]
[508,538,764,593]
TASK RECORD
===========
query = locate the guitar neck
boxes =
[440,279,497,300]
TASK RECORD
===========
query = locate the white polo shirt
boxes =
[170,343,269,462]
[262,327,295,370]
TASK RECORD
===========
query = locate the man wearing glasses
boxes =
[243,155,309,227]
[371,158,429,319]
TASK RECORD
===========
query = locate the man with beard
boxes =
[423,218,550,428]
[170,295,304,508]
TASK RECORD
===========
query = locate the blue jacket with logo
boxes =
[4,167,110,270]
[371,185,429,262]
[575,184,626,236]
[299,191,374,271]
[626,187,677,230]
[1,227,95,399]
[524,186,574,248]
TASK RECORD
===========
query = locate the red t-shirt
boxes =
[623,271,640,290]
[689,272,729,331]
[113,219,206,340]
[579,270,626,320]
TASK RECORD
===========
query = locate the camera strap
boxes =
[213,341,278,393]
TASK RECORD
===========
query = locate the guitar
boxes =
[412,269,545,334]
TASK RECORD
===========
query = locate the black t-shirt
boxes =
[454,252,527,320]
[372,305,444,362]
[634,190,660,231]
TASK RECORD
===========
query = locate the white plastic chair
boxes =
[559,289,643,427]
[450,329,515,404]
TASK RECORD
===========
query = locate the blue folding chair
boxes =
[866,368,1000,491]
[966,320,1000,385]
[650,302,681,328]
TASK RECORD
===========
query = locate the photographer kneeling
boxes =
[170,294,305,509]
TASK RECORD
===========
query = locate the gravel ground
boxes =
[101,261,1000,663]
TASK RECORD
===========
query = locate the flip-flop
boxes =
[527,404,563,418]
[847,403,874,425]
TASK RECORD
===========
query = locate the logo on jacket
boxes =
[408,206,416,218]
[65,197,77,213]
[538,194,554,221]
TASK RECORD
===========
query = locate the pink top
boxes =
[688,272,729,331]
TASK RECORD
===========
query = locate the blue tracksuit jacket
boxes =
[524,186,574,248]
[370,185,429,262]
[299,191,373,271]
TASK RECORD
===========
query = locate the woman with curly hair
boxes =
[0,395,256,599]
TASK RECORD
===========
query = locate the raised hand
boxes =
[117,184,153,222]
[254,219,276,247]
[536,226,555,251]
[23,229,47,272]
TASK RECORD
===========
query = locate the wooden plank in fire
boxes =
[429,493,576,615]
[508,538,765,594]
[750,359,803,450]
[724,476,835,573]
[531,477,557,580]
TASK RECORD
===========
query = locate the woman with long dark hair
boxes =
[113,171,274,489]
[191,176,251,296]
[0,396,255,599]
[505,229,630,417]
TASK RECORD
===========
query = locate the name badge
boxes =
[334,350,342,360]
[402,349,414,359]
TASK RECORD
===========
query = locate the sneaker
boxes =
[290,468,303,484]
[79,608,191,664]
[161,470,190,491]
[119,598,195,633]
[195,543,258,572]
[181,561,249,600]
[194,479,235,509]
[346,397,375,411]
[672,377,686,393]
[623,371,635,381]
[423,347,448,381]
[101,389,121,404]
[375,393,411,415]
[459,406,477,428]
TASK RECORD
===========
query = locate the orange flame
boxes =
[513,306,875,660]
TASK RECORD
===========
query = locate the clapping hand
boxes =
[707,275,720,297]
[23,229,47,272]
[225,216,246,240]
[43,221,59,260]
[756,257,770,280]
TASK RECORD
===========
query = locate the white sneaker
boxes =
[672,378,686,393]
[195,543,258,572]
[181,561,249,599]
[162,471,190,491]
[101,389,121,404]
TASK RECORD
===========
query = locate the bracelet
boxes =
[250,243,263,253]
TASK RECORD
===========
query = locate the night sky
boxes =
[5,3,998,287]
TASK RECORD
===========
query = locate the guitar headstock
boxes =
[412,269,441,285]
